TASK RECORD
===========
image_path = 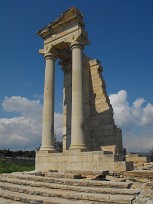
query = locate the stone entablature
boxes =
[37,7,89,61]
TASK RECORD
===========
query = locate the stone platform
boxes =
[36,150,133,172]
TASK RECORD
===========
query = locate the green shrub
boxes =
[0,158,34,174]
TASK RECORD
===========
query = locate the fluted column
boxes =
[69,41,87,150]
[40,53,56,151]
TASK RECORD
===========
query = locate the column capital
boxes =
[70,41,84,50]
[39,45,57,60]
[44,52,56,61]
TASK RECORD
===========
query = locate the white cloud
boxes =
[109,90,153,152]
[2,96,42,116]
[0,96,62,150]
[109,90,134,128]
[110,90,153,128]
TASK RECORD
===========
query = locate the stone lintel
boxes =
[38,28,90,60]
[44,28,90,48]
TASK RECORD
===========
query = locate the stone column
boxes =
[40,52,56,151]
[69,41,87,150]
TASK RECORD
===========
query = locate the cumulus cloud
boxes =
[2,96,42,116]
[109,90,153,128]
[0,96,62,150]
[109,90,134,128]
[109,90,153,152]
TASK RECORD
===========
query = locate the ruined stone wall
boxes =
[89,59,122,153]
[61,57,122,154]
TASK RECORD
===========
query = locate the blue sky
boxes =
[0,0,153,151]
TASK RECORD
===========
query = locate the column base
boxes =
[40,146,56,152]
[69,144,87,151]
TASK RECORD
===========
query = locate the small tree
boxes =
[150,147,153,155]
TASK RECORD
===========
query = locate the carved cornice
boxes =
[36,7,85,40]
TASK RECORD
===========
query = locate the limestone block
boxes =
[92,81,102,88]
[82,162,92,170]
[87,155,93,162]
[68,156,78,162]
[64,151,82,156]
[77,156,83,162]
[90,116,100,123]
[95,92,105,98]
[90,69,99,75]
[95,98,107,104]
[89,59,100,67]
[91,74,100,81]
[100,118,114,125]
[98,155,115,162]
[103,129,115,136]
[95,103,109,109]
[90,90,102,97]
[91,119,100,126]
[101,145,117,154]
[102,124,115,130]
[96,106,110,112]
[91,66,103,73]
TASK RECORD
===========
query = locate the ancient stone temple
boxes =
[36,7,132,172]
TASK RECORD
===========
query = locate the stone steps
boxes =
[2,173,133,188]
[0,189,93,204]
[0,172,140,204]
[0,177,140,196]
[0,184,135,204]
[64,170,109,177]
[0,197,22,204]
[45,171,81,179]
[124,170,153,179]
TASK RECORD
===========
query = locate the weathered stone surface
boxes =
[46,171,81,179]
[0,172,140,204]
[0,197,21,204]
[35,151,133,172]
[124,170,153,180]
